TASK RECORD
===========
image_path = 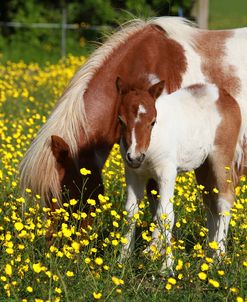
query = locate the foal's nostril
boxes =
[139,153,145,162]
[126,152,132,162]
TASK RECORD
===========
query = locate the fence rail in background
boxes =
[0,21,110,30]
[0,2,208,58]
[0,18,112,58]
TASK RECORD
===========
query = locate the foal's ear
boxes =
[148,81,165,99]
[51,135,70,164]
[116,77,130,95]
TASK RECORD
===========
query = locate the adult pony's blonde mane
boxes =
[19,17,196,205]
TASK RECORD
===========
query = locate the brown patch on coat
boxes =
[195,89,241,213]
[194,31,241,97]
[214,89,241,163]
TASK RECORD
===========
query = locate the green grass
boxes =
[0,57,246,301]
[209,0,247,29]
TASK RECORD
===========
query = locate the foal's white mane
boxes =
[19,17,196,204]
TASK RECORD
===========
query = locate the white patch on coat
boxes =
[135,104,146,123]
[180,41,206,87]
[128,128,137,158]
[148,73,161,85]
[128,105,147,157]
[148,74,168,95]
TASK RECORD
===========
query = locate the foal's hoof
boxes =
[143,246,152,257]
[160,258,174,278]
[159,268,175,278]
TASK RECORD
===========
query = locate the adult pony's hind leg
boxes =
[195,155,235,257]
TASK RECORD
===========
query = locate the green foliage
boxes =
[209,0,247,29]
[0,0,196,63]
[69,0,117,25]
[1,0,247,63]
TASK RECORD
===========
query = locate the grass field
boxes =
[209,0,247,29]
[0,56,246,301]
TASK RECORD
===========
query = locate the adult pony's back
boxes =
[20,17,247,208]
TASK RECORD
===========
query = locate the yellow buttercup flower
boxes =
[120,237,128,245]
[201,263,209,271]
[93,292,102,300]
[5,264,12,276]
[94,257,103,266]
[209,241,218,250]
[198,272,207,280]
[168,277,176,285]
[66,271,74,277]
[69,199,77,206]
[14,222,24,231]
[26,286,33,293]
[208,279,220,288]
[33,263,43,273]
[175,259,183,271]
[112,276,124,286]
[80,168,91,175]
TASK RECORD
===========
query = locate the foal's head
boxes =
[116,77,164,168]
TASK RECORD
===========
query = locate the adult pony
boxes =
[116,79,242,272]
[20,17,247,213]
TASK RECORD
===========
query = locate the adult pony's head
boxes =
[49,134,103,209]
[117,77,164,168]
[49,135,83,202]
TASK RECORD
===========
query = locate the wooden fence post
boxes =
[197,0,209,29]
[61,7,67,57]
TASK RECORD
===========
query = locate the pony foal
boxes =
[117,78,242,273]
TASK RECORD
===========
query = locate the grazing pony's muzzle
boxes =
[126,152,145,168]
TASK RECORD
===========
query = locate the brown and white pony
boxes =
[116,78,242,272]
[20,18,247,224]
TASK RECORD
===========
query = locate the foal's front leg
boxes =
[120,169,145,261]
[151,164,177,273]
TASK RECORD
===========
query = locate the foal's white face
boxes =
[116,78,164,168]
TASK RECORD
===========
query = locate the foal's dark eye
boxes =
[151,120,156,127]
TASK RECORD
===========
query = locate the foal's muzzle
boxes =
[126,152,145,168]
